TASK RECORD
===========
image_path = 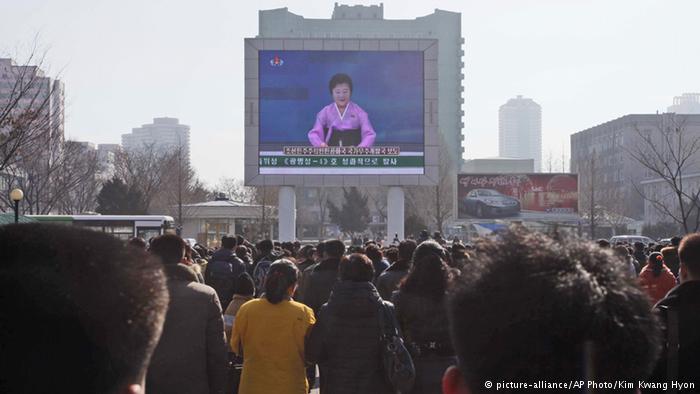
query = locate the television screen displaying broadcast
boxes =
[258,50,424,175]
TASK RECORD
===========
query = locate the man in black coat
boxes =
[206,235,247,308]
[647,233,700,392]
[376,239,416,300]
[148,234,228,394]
[302,239,345,314]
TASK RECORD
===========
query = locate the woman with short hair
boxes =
[305,253,394,394]
[231,260,316,394]
[307,73,376,148]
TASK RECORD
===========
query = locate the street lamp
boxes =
[10,188,24,224]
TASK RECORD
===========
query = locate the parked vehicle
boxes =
[461,189,520,218]
[609,235,656,246]
[29,215,175,241]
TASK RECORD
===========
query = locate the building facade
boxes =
[668,93,700,114]
[0,58,64,212]
[121,117,190,165]
[461,157,535,174]
[0,58,65,159]
[499,95,542,172]
[257,3,465,165]
[571,113,700,224]
[180,199,276,247]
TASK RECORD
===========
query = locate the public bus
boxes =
[28,215,176,241]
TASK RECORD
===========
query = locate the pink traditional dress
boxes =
[307,101,376,147]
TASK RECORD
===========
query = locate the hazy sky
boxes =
[2,0,698,185]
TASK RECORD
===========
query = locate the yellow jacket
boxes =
[231,298,315,394]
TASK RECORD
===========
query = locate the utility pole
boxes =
[176,137,184,236]
[589,150,596,240]
[178,146,183,233]
[260,187,267,239]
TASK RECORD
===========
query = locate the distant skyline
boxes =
[2,0,699,185]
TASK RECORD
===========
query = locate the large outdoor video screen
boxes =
[258,50,424,175]
[457,174,579,221]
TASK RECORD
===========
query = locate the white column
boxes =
[387,186,405,241]
[278,186,296,241]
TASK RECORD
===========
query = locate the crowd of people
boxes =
[1,223,698,393]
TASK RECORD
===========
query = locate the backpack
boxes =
[252,257,273,295]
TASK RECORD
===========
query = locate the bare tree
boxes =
[316,187,329,238]
[0,48,63,174]
[152,144,211,224]
[0,139,99,214]
[406,135,454,234]
[215,177,256,203]
[113,144,173,213]
[628,116,700,233]
[257,186,279,239]
[578,149,600,239]
[55,142,102,214]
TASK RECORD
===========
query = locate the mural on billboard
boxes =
[457,174,579,220]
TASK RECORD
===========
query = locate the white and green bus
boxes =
[28,215,175,241]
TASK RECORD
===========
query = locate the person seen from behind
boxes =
[302,239,345,314]
[231,260,315,394]
[223,272,256,340]
[306,253,394,394]
[365,243,390,281]
[147,234,228,394]
[661,236,682,277]
[206,235,247,307]
[442,227,661,394]
[252,239,275,295]
[392,241,455,394]
[646,233,700,392]
[639,252,677,305]
[0,224,169,394]
[376,239,417,301]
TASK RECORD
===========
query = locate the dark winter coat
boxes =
[661,246,680,277]
[305,281,393,394]
[252,253,275,296]
[372,258,390,281]
[633,250,647,275]
[375,259,410,301]
[302,257,341,314]
[205,248,247,307]
[296,262,319,303]
[147,264,228,394]
[647,280,700,392]
[392,290,455,394]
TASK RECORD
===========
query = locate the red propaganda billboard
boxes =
[457,173,579,220]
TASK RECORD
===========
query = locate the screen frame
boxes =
[244,38,439,187]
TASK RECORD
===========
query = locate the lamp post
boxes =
[10,188,24,224]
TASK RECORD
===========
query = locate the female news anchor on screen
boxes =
[307,73,376,148]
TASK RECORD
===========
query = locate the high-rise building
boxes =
[461,157,534,174]
[499,95,542,172]
[570,113,700,224]
[668,93,700,114]
[121,117,190,165]
[257,3,465,165]
[96,144,120,180]
[0,58,65,158]
[0,58,64,212]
